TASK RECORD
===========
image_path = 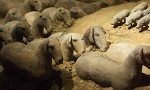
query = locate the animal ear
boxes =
[89,28,94,42]
[83,28,90,44]
[43,40,49,53]
[138,47,145,64]
[98,26,106,34]
[67,34,72,47]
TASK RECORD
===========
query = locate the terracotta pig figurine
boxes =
[76,45,150,90]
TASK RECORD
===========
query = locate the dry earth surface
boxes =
[0,0,150,90]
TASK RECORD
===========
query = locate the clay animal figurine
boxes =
[24,11,41,26]
[42,7,74,27]
[125,10,143,29]
[4,8,24,24]
[76,45,150,90]
[54,0,76,10]
[83,26,110,52]
[136,14,150,32]
[130,2,148,14]
[111,9,130,28]
[31,13,53,39]
[0,0,23,17]
[21,0,44,15]
[50,32,86,61]
[0,26,13,50]
[70,6,86,19]
[76,1,108,14]
[3,20,33,44]
[26,37,63,65]
[0,37,63,89]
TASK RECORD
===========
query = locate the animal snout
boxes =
[100,48,107,52]
[55,59,63,65]
[100,42,111,52]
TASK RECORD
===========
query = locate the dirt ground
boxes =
[0,0,150,90]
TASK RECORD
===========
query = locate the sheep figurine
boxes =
[26,38,64,65]
[0,26,13,44]
[3,8,24,24]
[24,11,41,26]
[76,1,108,14]
[136,14,150,32]
[0,37,63,89]
[76,45,150,90]
[25,12,53,38]
[0,0,23,17]
[31,13,53,39]
[130,2,148,14]
[61,33,86,61]
[0,26,13,50]
[50,32,86,61]
[42,7,74,27]
[125,10,143,29]
[111,9,130,28]
[1,20,33,44]
[83,26,110,52]
[70,6,86,19]
[21,0,44,15]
